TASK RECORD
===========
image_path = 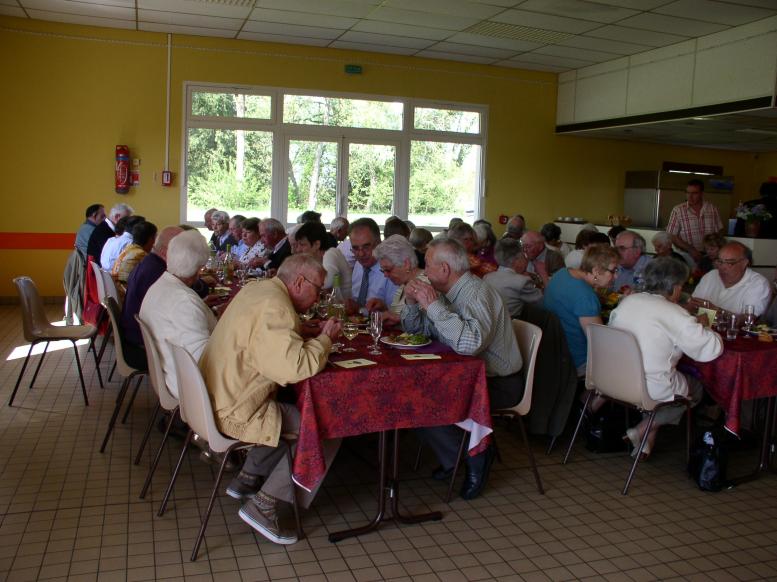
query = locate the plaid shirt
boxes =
[666,201,722,251]
[401,272,522,377]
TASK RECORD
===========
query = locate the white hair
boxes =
[652,231,672,247]
[330,216,349,231]
[167,230,210,278]
[211,210,230,225]
[374,235,418,269]
[428,237,470,274]
[110,203,133,218]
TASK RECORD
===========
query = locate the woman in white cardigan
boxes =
[608,258,723,458]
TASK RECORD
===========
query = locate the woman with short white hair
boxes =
[373,235,430,325]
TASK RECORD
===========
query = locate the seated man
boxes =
[690,241,772,317]
[140,229,217,398]
[612,230,652,292]
[87,202,133,261]
[228,215,247,259]
[448,222,496,278]
[402,237,523,500]
[502,214,525,240]
[258,218,292,272]
[484,238,542,318]
[75,204,104,257]
[100,215,142,271]
[200,254,341,545]
[347,217,398,313]
[520,230,563,286]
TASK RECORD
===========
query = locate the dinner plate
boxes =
[380,336,432,349]
[745,327,777,337]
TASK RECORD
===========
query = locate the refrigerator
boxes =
[623,171,734,228]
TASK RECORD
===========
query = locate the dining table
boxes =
[292,331,492,542]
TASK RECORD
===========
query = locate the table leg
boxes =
[731,396,777,486]
[390,429,443,526]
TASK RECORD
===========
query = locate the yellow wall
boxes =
[0,16,772,296]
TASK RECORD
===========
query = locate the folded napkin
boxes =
[213,286,232,292]
[401,353,441,360]
[332,358,376,369]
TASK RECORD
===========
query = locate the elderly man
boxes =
[484,238,543,318]
[347,218,398,313]
[667,179,723,262]
[331,217,355,267]
[228,215,247,258]
[75,204,105,256]
[520,230,564,286]
[502,214,526,240]
[87,202,133,260]
[691,242,772,316]
[612,230,652,292]
[201,255,341,545]
[258,218,292,272]
[203,207,218,237]
[100,215,143,271]
[210,210,236,252]
[140,230,216,398]
[402,237,523,500]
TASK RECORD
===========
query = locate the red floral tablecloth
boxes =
[292,336,491,491]
[682,336,777,436]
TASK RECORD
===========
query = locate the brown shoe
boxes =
[239,492,298,545]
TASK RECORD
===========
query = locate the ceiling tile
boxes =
[366,6,479,30]
[25,8,135,28]
[352,20,452,40]
[248,7,357,29]
[511,51,595,68]
[616,13,729,36]
[139,10,243,31]
[473,0,521,6]
[138,0,251,19]
[496,58,568,72]
[718,0,777,8]
[586,0,668,8]
[23,0,134,19]
[427,41,516,59]
[653,0,776,26]
[415,50,496,64]
[242,20,343,40]
[383,0,504,19]
[446,31,543,51]
[0,6,26,17]
[586,24,688,46]
[517,0,638,23]
[557,35,652,55]
[328,40,418,55]
[338,30,436,49]
[254,0,378,19]
[533,44,619,62]
[139,21,236,37]
[237,31,331,46]
[492,9,602,33]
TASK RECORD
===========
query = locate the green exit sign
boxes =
[344,64,362,75]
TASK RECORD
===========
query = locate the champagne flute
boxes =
[342,322,358,352]
[368,311,383,355]
[743,304,755,334]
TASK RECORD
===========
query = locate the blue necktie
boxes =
[357,266,370,306]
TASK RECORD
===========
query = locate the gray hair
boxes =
[473,222,495,244]
[428,236,470,274]
[277,253,325,284]
[109,203,133,218]
[330,216,349,231]
[506,214,525,237]
[261,217,286,236]
[374,235,418,269]
[643,257,689,296]
[211,210,230,226]
[167,230,210,278]
[618,230,646,252]
[494,238,524,268]
[651,231,672,247]
[409,227,433,250]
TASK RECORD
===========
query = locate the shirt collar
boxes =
[272,237,287,253]
[445,271,472,303]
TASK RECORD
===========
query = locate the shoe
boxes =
[460,446,495,500]
[431,466,454,481]
[226,471,262,500]
[623,428,651,460]
[239,492,298,545]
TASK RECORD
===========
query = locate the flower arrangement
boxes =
[735,203,773,222]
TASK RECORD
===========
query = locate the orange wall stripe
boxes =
[0,233,76,250]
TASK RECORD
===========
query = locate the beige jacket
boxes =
[200,277,332,447]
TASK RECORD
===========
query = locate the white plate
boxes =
[380,336,432,349]
[745,327,777,337]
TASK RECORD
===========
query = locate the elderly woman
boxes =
[293,221,351,298]
[473,220,498,267]
[609,258,723,457]
[543,244,619,376]
[237,218,267,269]
[210,210,237,252]
[651,231,686,263]
[373,234,430,325]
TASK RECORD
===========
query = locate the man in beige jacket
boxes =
[200,254,340,545]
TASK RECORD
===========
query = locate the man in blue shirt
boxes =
[347,218,398,314]
[612,230,652,292]
[75,204,105,256]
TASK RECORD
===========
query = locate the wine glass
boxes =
[368,312,383,355]
[743,304,755,334]
[342,322,358,352]
[316,293,330,320]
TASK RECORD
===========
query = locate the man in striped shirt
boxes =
[666,179,723,263]
[402,237,523,500]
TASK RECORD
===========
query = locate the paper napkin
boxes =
[401,353,442,360]
[697,307,717,328]
[332,358,377,368]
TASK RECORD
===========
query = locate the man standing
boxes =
[667,179,723,262]
[520,230,564,286]
[87,202,133,261]
[75,204,105,256]
[484,238,543,318]
[612,230,652,292]
[402,237,523,500]
[347,218,398,313]
[201,255,341,545]
[691,242,772,316]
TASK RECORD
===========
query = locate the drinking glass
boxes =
[726,313,738,341]
[743,304,755,333]
[316,292,330,320]
[368,312,383,355]
[342,323,358,352]
[235,268,246,287]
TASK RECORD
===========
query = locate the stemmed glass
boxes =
[342,322,358,352]
[743,304,756,333]
[368,312,383,355]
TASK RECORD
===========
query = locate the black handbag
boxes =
[688,431,728,491]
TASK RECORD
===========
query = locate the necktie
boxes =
[357,266,370,306]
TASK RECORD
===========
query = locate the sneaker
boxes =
[239,492,298,545]
[226,471,262,500]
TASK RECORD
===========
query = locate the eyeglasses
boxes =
[605,267,618,275]
[379,264,395,274]
[300,275,323,294]
[615,245,636,251]
[714,258,744,266]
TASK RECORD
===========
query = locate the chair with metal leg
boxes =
[161,343,303,560]
[98,297,147,453]
[562,324,692,495]
[9,276,99,407]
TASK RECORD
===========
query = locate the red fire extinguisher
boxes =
[115,145,130,194]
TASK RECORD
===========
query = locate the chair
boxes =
[9,276,100,407]
[562,324,692,495]
[99,268,121,382]
[134,315,181,500]
[90,261,116,385]
[161,343,302,560]
[98,297,148,453]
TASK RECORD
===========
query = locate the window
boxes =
[184,85,487,229]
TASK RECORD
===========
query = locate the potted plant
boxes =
[735,203,773,237]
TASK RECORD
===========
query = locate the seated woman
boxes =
[113,220,157,283]
[473,220,498,267]
[448,221,496,278]
[373,234,430,326]
[237,218,267,269]
[651,231,687,264]
[565,230,609,269]
[543,245,619,377]
[608,258,723,458]
[293,221,352,299]
[697,232,727,274]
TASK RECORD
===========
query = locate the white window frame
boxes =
[181,82,488,228]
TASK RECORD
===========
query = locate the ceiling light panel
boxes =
[493,9,602,34]
[465,21,575,44]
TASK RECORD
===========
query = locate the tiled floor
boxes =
[1,304,776,582]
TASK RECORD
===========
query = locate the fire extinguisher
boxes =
[115,145,130,194]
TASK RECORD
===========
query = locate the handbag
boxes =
[688,431,728,491]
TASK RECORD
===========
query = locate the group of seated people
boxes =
[72,203,776,547]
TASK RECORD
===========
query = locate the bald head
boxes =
[520,230,545,260]
[153,226,184,261]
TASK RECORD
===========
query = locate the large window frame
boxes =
[182,82,488,228]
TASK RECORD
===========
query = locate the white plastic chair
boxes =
[161,343,302,560]
[134,315,181,501]
[562,324,691,495]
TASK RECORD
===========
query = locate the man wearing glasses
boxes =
[611,230,652,293]
[667,179,724,263]
[690,242,771,316]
